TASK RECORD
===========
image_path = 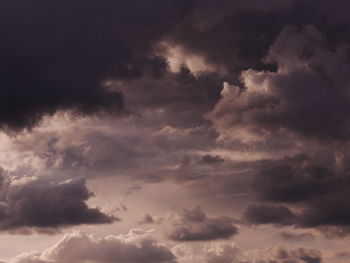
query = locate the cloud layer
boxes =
[2,0,350,261]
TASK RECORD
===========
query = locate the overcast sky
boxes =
[1,1,350,262]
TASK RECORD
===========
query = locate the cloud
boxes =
[334,251,350,260]
[0,0,194,130]
[115,66,224,128]
[166,207,238,241]
[280,231,315,242]
[243,204,297,226]
[8,231,324,263]
[10,229,177,263]
[206,24,350,142]
[199,155,224,164]
[0,171,115,233]
[4,0,350,258]
[252,157,334,204]
[3,0,350,136]
[0,111,221,183]
[244,247,323,263]
[242,154,350,232]
[173,242,323,263]
[137,214,163,225]
[167,0,293,77]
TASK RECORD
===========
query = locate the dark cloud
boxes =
[166,207,238,241]
[0,172,116,233]
[243,204,297,226]
[3,0,350,257]
[168,0,350,77]
[280,231,315,242]
[206,24,350,142]
[117,67,224,128]
[167,0,293,76]
[253,160,334,204]
[199,154,224,164]
[3,0,350,135]
[243,155,350,231]
[0,0,193,130]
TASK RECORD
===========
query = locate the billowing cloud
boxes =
[3,0,350,259]
[8,232,325,263]
[206,25,350,142]
[0,171,115,233]
[10,229,177,263]
[166,207,238,241]
[6,0,350,132]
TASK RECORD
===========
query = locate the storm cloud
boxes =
[2,0,350,260]
[242,154,350,232]
[0,171,115,233]
[0,0,193,130]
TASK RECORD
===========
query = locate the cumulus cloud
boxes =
[166,207,238,241]
[173,242,323,263]
[8,232,324,263]
[4,0,350,258]
[207,26,350,142]
[0,171,115,233]
[10,229,177,263]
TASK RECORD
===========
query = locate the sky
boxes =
[0,0,350,262]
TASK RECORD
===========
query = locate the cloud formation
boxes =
[166,207,238,241]
[0,0,193,130]
[0,171,115,233]
[207,25,350,142]
[10,229,177,263]
[3,0,350,259]
[241,154,350,234]
[243,204,297,226]
[173,242,323,263]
